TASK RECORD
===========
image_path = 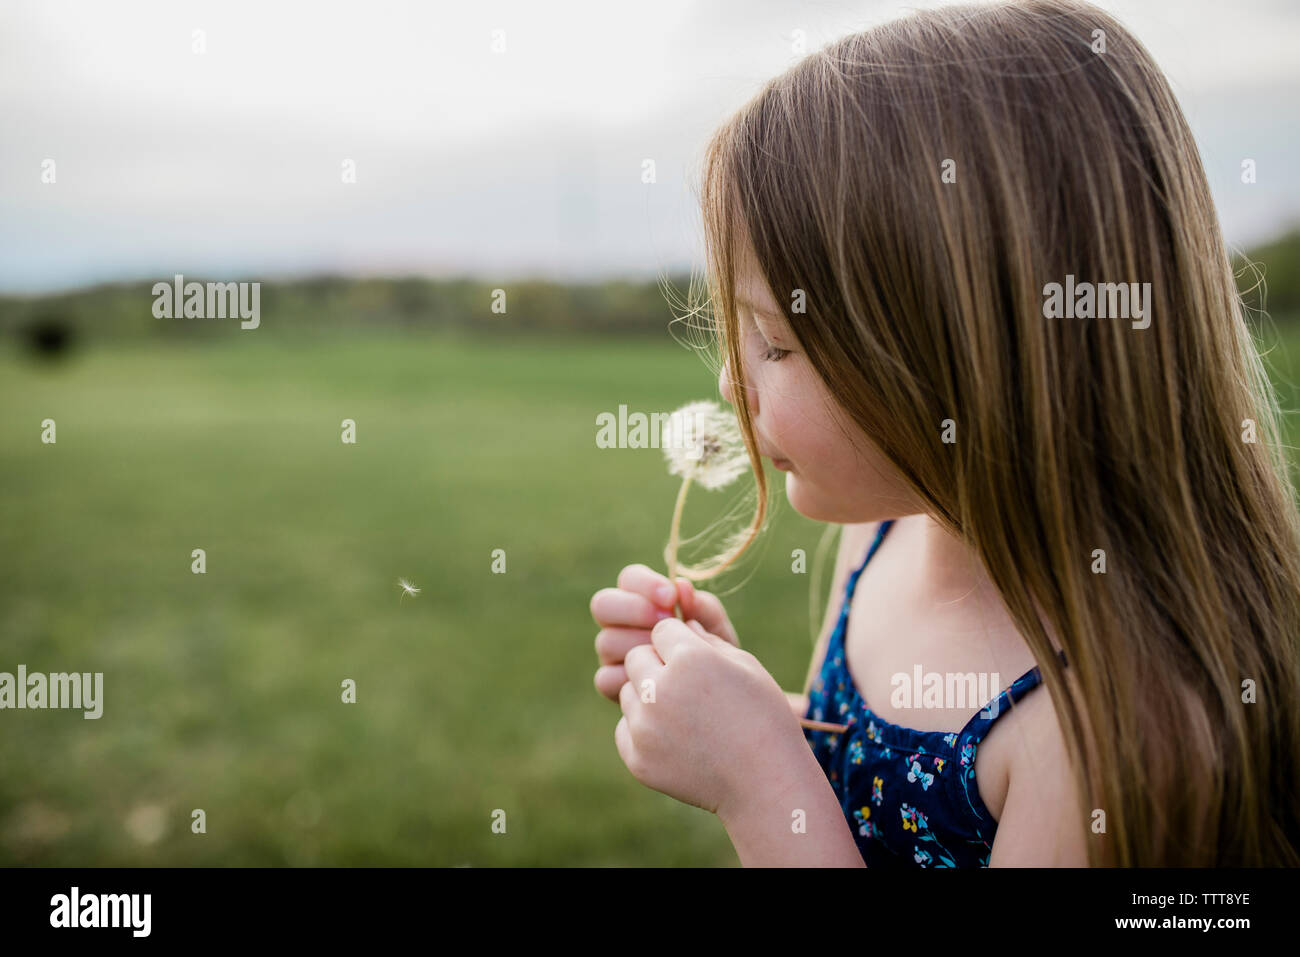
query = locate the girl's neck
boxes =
[893,511,1067,660]
[898,512,1005,613]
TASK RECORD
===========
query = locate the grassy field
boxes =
[2,319,1298,866]
[0,329,839,866]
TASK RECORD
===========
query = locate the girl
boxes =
[590,0,1300,867]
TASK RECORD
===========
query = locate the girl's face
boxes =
[717,244,918,524]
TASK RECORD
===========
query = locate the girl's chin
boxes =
[782,473,822,519]
[784,475,862,524]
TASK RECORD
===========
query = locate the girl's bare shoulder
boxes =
[986,685,1091,865]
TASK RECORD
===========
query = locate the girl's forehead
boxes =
[727,230,786,322]
[730,232,778,309]
[735,269,783,318]
[738,291,781,316]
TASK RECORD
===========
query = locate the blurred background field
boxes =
[1,243,1298,865]
[0,314,843,866]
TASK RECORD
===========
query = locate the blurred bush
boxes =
[20,311,77,360]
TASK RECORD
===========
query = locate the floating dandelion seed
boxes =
[397,578,421,600]
[660,401,749,614]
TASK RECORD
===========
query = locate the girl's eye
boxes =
[761,345,791,362]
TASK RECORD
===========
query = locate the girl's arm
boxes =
[784,690,809,716]
[717,742,866,867]
[987,690,1091,866]
[727,523,881,865]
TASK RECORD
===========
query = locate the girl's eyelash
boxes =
[743,314,791,361]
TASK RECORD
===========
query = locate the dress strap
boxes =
[958,648,1069,742]
[845,519,894,600]
[825,521,895,668]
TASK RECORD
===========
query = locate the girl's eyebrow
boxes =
[741,300,790,339]
[752,317,792,348]
[737,295,782,318]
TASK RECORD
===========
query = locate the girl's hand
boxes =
[590,565,740,702]
[614,616,807,819]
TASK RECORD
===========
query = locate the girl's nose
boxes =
[718,355,756,416]
[718,355,737,407]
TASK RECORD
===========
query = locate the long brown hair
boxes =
[679,0,1300,866]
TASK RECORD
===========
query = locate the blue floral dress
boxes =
[803,520,1068,867]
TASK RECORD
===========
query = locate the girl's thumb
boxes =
[684,618,731,650]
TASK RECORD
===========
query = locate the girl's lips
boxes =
[772,458,792,471]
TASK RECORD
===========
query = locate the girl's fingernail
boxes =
[656,584,675,606]
[655,610,673,620]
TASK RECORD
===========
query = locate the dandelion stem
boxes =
[665,475,692,618]
[799,718,850,733]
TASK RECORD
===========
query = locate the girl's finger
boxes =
[618,675,643,722]
[613,714,636,776]
[594,627,653,666]
[676,580,740,647]
[648,616,698,664]
[594,664,627,701]
[675,577,697,616]
[590,587,674,629]
[617,563,679,609]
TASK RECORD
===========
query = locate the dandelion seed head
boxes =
[398,578,421,598]
[661,400,749,491]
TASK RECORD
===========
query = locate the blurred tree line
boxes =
[0,272,700,346]
[2,226,1297,348]
[1234,230,1300,322]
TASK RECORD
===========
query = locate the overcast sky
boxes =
[1,0,1297,293]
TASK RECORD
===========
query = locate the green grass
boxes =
[0,330,832,866]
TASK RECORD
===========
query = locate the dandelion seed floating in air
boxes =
[660,400,749,614]
[397,578,421,600]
